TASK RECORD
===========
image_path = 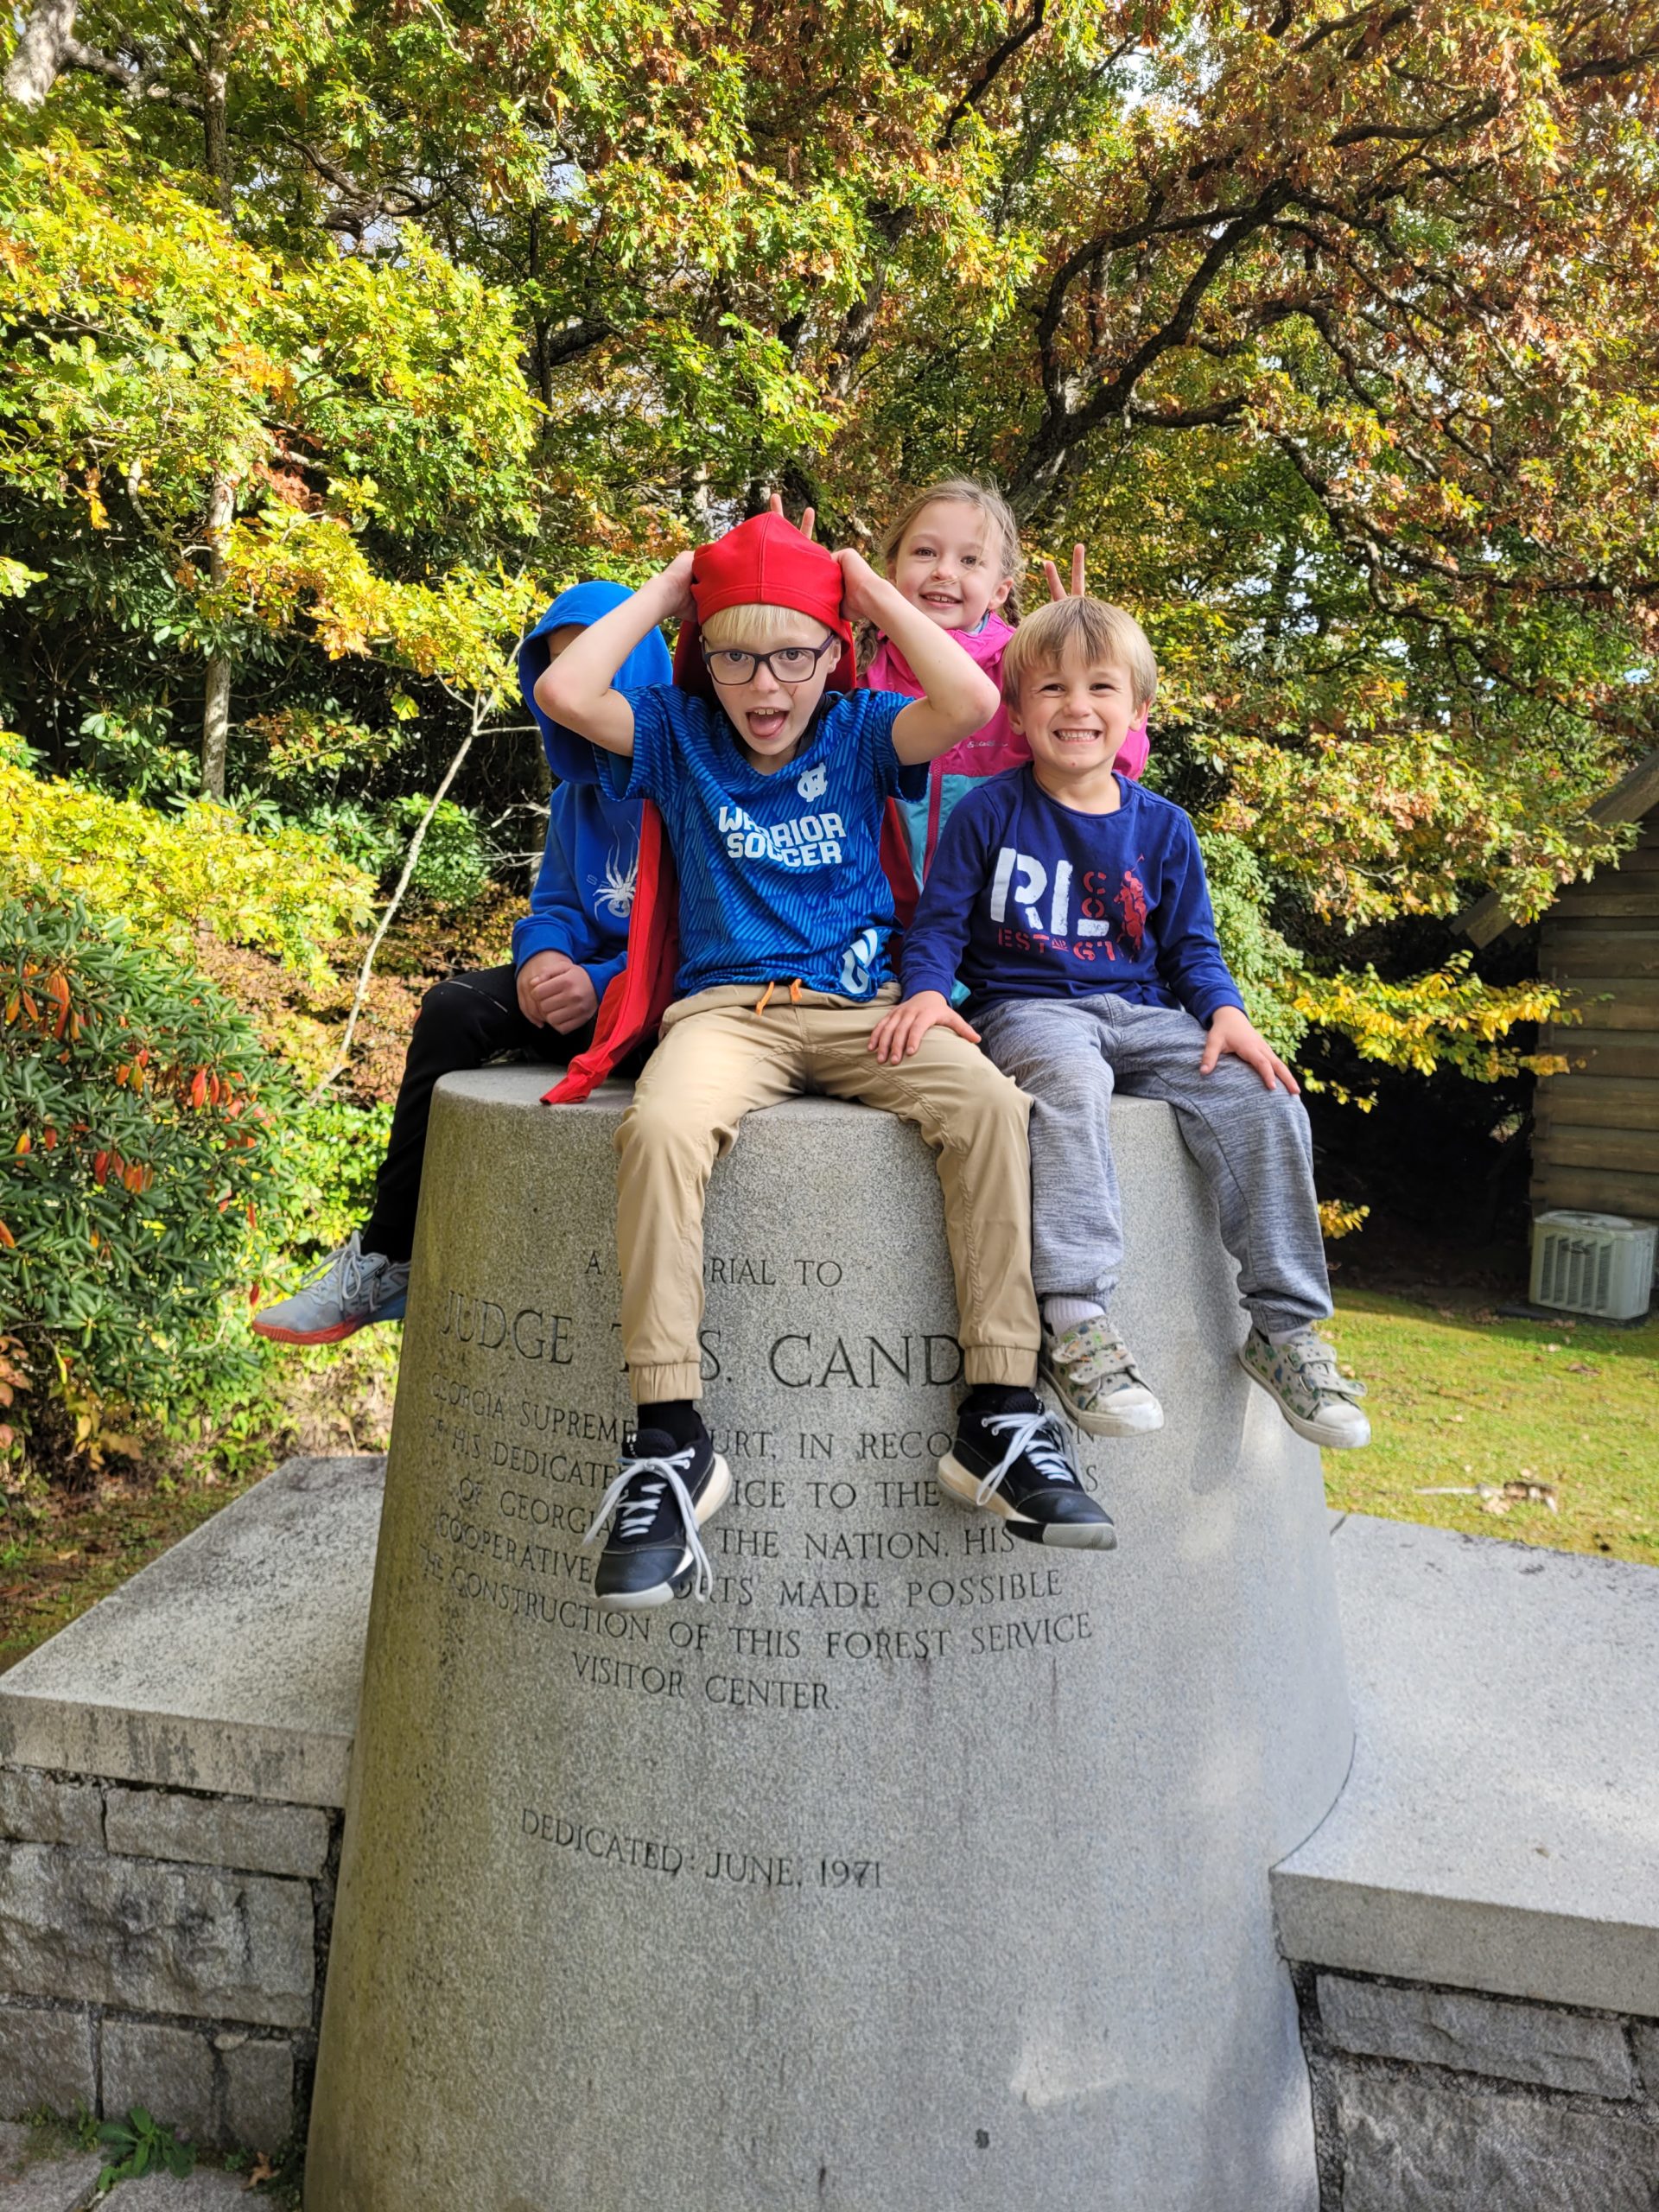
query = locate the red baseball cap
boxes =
[672,512,855,700]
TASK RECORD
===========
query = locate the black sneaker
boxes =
[583,1424,733,1608]
[938,1396,1116,1551]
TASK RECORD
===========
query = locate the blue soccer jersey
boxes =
[599,687,925,1000]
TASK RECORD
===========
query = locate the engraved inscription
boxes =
[419,1254,1100,1754]
[520,1809,883,1893]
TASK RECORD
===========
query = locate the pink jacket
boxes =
[864,613,1151,886]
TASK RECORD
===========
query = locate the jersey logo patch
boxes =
[838,926,881,996]
[797,763,828,801]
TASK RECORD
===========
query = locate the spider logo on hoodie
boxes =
[592,843,638,919]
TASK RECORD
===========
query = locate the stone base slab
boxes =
[1274,1515,1659,2017]
[0,1456,382,1808]
[1299,1969,1659,2210]
[1,1419,1656,2199]
[0,1457,364,2154]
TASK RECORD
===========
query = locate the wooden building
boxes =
[1464,749,1659,1225]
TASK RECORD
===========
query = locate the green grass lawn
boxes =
[1321,1289,1659,1567]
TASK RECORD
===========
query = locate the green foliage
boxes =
[388,795,493,909]
[241,704,408,804]
[1293,957,1567,1086]
[95,2106,195,2190]
[0,136,537,545]
[0,127,544,778]
[0,759,373,980]
[0,895,292,1444]
[282,1096,395,1259]
[300,801,400,883]
[1198,831,1306,1062]
[302,789,500,908]
[76,702,196,804]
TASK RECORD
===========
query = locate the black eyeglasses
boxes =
[702,635,838,686]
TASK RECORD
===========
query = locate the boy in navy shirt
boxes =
[538,513,1116,1607]
[874,595,1370,1452]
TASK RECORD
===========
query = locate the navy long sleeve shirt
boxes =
[901,767,1246,1024]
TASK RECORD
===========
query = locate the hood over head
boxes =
[518,580,673,785]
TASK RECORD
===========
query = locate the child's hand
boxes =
[1043,543,1088,601]
[766,491,817,543]
[868,990,982,1064]
[836,545,889,626]
[518,950,599,1034]
[650,548,697,621]
[1199,1006,1300,1093]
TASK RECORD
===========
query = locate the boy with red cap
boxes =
[538,513,1116,1608]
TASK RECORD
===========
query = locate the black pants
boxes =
[361,964,596,1264]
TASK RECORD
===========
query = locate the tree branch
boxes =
[539,317,613,369]
[1560,40,1659,85]
[938,0,1046,148]
[3,0,78,107]
[1017,179,1296,504]
[1126,395,1251,429]
[306,718,477,1103]
[1292,5,1414,56]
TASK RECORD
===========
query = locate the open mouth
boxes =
[746,709,792,743]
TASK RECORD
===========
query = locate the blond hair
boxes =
[700,602,835,651]
[1001,597,1158,711]
[880,479,1023,614]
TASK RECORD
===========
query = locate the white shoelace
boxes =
[583,1446,715,1599]
[299,1230,401,1315]
[971,1409,1078,1510]
[302,1230,368,1306]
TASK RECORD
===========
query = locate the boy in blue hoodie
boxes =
[253,584,669,1344]
[874,595,1370,1452]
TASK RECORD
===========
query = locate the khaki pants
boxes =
[614,983,1040,1402]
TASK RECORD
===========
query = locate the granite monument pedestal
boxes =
[305,1071,1352,2211]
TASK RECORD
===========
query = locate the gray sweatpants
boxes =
[974,995,1332,1336]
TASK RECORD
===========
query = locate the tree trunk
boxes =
[201,25,231,219]
[200,472,235,800]
[197,18,234,799]
[526,206,554,410]
[3,0,79,107]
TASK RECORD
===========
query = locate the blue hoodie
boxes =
[511,583,672,989]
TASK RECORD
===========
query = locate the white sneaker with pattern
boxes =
[1041,1317,1164,1437]
[1239,1325,1370,1448]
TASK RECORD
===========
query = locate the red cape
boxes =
[543,794,918,1103]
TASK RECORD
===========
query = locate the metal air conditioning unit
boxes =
[1529,1211,1656,1322]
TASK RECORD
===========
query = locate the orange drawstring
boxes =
[752,978,804,1015]
[789,977,803,1005]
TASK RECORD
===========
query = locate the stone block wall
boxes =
[0,1765,340,2152]
[1295,1967,1659,2209]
